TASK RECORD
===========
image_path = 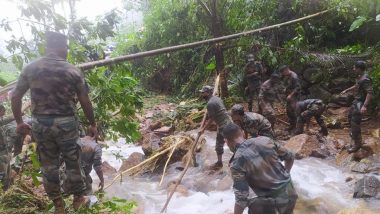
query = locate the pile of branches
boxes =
[0,179,49,214]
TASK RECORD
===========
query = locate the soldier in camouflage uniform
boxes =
[11,31,98,213]
[294,99,328,136]
[258,72,282,129]
[199,85,232,170]
[244,54,264,112]
[230,104,275,139]
[223,123,297,214]
[279,65,301,134]
[77,137,104,195]
[341,61,374,153]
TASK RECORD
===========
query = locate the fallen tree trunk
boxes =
[0,10,329,97]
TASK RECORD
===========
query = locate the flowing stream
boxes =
[92,131,380,214]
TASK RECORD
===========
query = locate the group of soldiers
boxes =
[0,31,105,213]
[198,55,373,213]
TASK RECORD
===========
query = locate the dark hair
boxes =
[278,65,289,73]
[354,61,366,71]
[222,123,242,141]
[270,72,281,80]
[231,104,245,116]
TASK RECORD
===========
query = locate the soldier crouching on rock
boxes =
[294,99,328,136]
[230,104,275,139]
[223,123,297,214]
[340,61,374,153]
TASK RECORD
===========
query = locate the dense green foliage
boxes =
[0,0,142,141]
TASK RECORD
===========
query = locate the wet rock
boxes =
[330,93,354,107]
[142,133,161,156]
[336,150,353,167]
[350,155,380,174]
[216,175,233,191]
[352,148,373,161]
[119,152,144,172]
[167,181,189,197]
[362,137,380,154]
[310,147,330,159]
[101,161,117,176]
[345,177,353,182]
[353,176,380,198]
[285,134,320,159]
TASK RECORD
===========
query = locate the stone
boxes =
[345,177,353,182]
[353,176,380,198]
[167,181,189,197]
[330,93,354,107]
[141,133,161,156]
[362,137,380,154]
[337,207,378,214]
[216,175,233,191]
[336,150,353,167]
[119,152,144,172]
[310,147,330,159]
[352,148,373,161]
[149,121,162,130]
[101,161,117,176]
[285,134,320,159]
[350,155,380,174]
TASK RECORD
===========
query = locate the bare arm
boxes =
[77,91,96,126]
[234,204,244,214]
[341,85,356,94]
[11,90,25,124]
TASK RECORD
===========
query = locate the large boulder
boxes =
[101,161,117,176]
[350,155,380,174]
[353,176,380,198]
[141,133,161,156]
[285,134,320,159]
[119,152,144,172]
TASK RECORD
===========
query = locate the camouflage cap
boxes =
[231,104,245,115]
[46,31,68,49]
[199,85,213,93]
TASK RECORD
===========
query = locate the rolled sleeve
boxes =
[273,141,294,161]
[231,157,249,209]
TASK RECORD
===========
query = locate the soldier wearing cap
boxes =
[341,61,374,153]
[230,104,274,139]
[199,85,232,170]
[294,99,328,136]
[223,123,297,214]
[11,31,98,213]
[244,54,264,112]
[258,72,282,129]
[279,65,301,134]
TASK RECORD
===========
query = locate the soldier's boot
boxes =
[73,195,90,211]
[53,198,65,214]
[348,140,362,153]
[210,161,223,170]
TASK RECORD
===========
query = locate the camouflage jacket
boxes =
[259,80,279,102]
[206,96,232,128]
[13,53,87,116]
[79,139,102,175]
[296,99,323,112]
[354,73,374,102]
[245,61,263,89]
[241,112,272,136]
[230,137,294,209]
[283,71,301,95]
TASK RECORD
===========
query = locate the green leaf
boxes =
[349,16,367,32]
[206,62,216,70]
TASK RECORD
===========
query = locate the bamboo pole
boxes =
[0,10,329,97]
[159,143,178,186]
[160,74,220,213]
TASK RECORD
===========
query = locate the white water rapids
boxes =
[92,131,380,214]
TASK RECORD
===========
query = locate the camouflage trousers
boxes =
[32,115,86,200]
[215,128,225,155]
[348,100,363,147]
[286,96,299,132]
[0,148,11,190]
[258,98,276,129]
[84,174,93,195]
[247,87,260,112]
[248,182,298,214]
[295,101,327,135]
